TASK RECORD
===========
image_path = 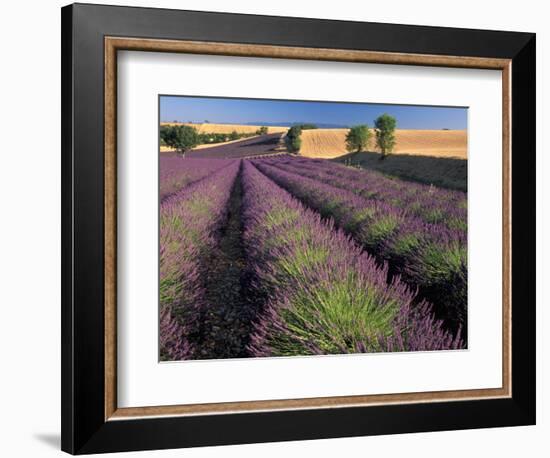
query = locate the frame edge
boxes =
[63,3,536,453]
[61,3,75,454]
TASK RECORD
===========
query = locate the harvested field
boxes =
[161,122,288,135]
[299,129,467,159]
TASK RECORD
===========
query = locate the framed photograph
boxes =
[61,3,536,454]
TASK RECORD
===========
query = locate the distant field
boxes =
[160,135,263,153]
[300,129,467,159]
[160,122,288,135]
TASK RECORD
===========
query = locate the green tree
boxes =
[345,125,371,153]
[164,125,199,156]
[256,126,269,135]
[286,125,303,153]
[287,126,302,139]
[289,136,301,153]
[229,130,239,141]
[375,114,397,159]
[160,125,173,146]
[296,123,317,130]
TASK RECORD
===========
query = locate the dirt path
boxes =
[195,164,255,359]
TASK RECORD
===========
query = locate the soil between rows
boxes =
[194,165,257,359]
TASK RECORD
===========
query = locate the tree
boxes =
[164,125,199,156]
[286,125,303,153]
[289,136,301,153]
[256,126,269,135]
[160,125,173,146]
[229,130,239,141]
[375,114,397,159]
[345,125,371,153]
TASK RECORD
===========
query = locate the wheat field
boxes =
[161,122,288,135]
[299,129,467,159]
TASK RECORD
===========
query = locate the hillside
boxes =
[299,129,467,159]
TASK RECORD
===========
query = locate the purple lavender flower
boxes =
[241,161,462,356]
[159,160,241,360]
[160,157,234,201]
[253,158,467,337]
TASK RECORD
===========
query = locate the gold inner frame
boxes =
[104,37,512,421]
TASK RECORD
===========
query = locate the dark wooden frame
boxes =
[62,3,536,454]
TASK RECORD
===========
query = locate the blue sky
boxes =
[160,95,467,130]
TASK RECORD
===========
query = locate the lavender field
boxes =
[159,139,467,361]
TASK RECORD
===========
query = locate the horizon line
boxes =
[159,121,466,131]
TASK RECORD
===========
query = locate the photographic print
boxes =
[159,95,468,361]
[62,8,535,451]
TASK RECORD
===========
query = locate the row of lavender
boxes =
[159,156,463,359]
[265,156,467,232]
[241,161,461,354]
[253,158,467,337]
[160,156,234,201]
[159,159,240,360]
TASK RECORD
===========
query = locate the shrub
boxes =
[375,114,397,159]
[296,123,317,130]
[229,130,239,141]
[256,126,269,135]
[345,125,371,153]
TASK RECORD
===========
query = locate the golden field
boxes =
[299,129,467,159]
[161,122,288,135]
[158,125,467,190]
